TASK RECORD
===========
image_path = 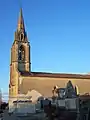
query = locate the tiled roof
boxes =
[20,71,90,79]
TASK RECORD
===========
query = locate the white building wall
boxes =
[57,99,65,107]
[14,102,36,114]
[65,98,77,109]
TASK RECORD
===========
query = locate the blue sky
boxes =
[0,0,90,99]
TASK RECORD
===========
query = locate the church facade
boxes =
[9,9,90,100]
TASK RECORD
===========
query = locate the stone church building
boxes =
[9,8,90,100]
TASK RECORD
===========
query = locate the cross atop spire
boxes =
[17,8,25,31]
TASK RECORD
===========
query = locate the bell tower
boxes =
[9,8,31,103]
[11,8,31,72]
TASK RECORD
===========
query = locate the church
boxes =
[9,8,90,101]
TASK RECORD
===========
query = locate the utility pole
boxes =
[0,89,2,105]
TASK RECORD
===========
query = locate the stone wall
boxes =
[19,76,90,97]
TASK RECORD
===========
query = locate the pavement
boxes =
[3,110,18,120]
[1,110,46,120]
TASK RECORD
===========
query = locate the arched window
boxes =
[18,45,25,61]
[19,31,24,41]
[20,33,24,41]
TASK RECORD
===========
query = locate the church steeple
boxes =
[11,8,31,72]
[9,7,31,103]
[17,8,25,31]
[14,8,28,43]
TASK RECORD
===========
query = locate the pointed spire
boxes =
[18,8,25,31]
